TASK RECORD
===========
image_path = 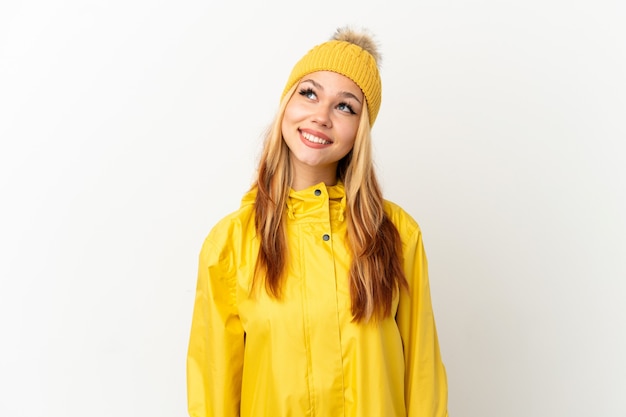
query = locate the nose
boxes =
[311,105,332,127]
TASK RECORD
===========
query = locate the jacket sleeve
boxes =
[396,228,449,417]
[187,235,244,417]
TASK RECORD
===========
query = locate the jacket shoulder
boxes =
[383,199,422,240]
[205,194,255,245]
[196,193,256,287]
[200,190,256,261]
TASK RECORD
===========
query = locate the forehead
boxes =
[300,71,363,99]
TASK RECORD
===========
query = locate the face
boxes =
[281,71,364,179]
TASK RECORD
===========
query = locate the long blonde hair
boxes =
[253,84,407,322]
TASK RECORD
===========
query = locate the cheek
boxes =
[281,103,304,143]
[281,105,295,136]
[339,121,359,147]
[283,100,306,124]
[340,139,356,156]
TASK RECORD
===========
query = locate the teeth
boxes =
[302,131,331,145]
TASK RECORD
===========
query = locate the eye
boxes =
[298,87,317,100]
[337,102,356,115]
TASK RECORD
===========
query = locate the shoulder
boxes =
[201,189,257,257]
[383,199,422,241]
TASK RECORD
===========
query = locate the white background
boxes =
[1,1,625,416]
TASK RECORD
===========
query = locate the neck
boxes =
[290,160,338,191]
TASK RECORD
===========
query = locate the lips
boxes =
[300,129,332,145]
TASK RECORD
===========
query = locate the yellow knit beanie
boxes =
[281,28,382,126]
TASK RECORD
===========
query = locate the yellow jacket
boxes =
[187,182,448,417]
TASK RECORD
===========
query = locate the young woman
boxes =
[187,27,449,417]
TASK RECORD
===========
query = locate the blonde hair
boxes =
[253,84,407,323]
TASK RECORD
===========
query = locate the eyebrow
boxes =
[300,79,362,104]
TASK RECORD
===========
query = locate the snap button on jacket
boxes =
[187,182,448,417]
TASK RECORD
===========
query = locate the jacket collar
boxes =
[241,182,346,222]
[286,181,346,221]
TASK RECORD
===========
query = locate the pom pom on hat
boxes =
[282,27,382,126]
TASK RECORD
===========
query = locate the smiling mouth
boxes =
[301,131,332,145]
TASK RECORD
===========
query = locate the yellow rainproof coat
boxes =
[187,182,448,417]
